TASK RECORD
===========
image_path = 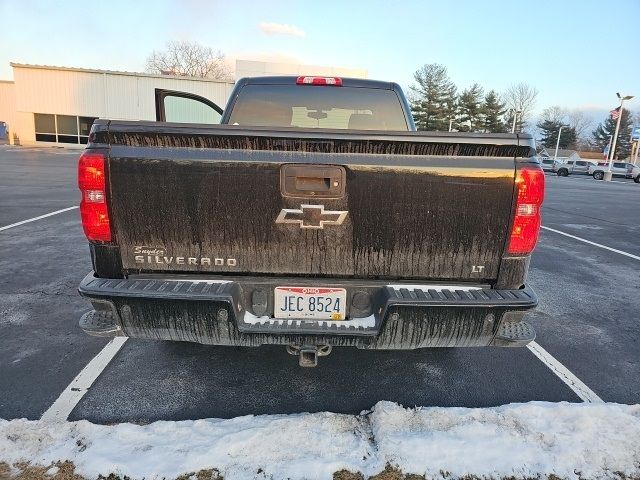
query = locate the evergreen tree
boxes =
[592,108,633,159]
[457,84,484,131]
[409,64,458,131]
[537,119,577,149]
[482,90,506,133]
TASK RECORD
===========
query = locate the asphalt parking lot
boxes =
[1,145,638,424]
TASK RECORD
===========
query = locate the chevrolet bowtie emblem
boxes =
[275,204,348,229]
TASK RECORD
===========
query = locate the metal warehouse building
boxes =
[0,60,367,147]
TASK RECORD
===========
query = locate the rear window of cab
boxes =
[228,84,409,131]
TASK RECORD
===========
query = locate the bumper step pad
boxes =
[493,319,536,346]
[79,309,123,337]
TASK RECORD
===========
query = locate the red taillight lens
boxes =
[508,166,545,255]
[78,152,111,242]
[296,76,343,86]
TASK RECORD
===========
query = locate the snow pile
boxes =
[1,401,639,479]
[372,401,640,479]
[0,411,373,479]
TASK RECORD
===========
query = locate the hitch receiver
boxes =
[286,344,332,367]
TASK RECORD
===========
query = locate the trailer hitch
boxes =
[286,344,332,367]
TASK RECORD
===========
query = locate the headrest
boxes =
[348,113,378,130]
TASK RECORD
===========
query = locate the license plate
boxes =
[274,286,347,320]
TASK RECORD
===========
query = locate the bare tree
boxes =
[540,105,566,124]
[502,83,539,132]
[146,41,231,80]
[566,110,593,141]
[536,106,592,144]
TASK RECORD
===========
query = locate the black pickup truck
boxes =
[77,76,544,366]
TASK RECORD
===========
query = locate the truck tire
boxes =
[593,171,604,180]
[635,175,640,183]
[557,168,569,177]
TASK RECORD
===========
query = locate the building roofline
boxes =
[538,146,579,156]
[9,63,235,84]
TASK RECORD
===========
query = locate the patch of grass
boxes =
[333,470,364,480]
[0,463,225,480]
[0,461,84,480]
[369,464,426,480]
[96,474,131,480]
[331,469,634,480]
[369,464,405,480]
[334,464,426,480]
[175,469,222,480]
[0,462,13,480]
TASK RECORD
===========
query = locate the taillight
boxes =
[296,76,342,86]
[508,166,545,255]
[78,152,111,242]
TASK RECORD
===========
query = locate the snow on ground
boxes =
[1,401,639,479]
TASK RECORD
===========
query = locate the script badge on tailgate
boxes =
[275,204,348,230]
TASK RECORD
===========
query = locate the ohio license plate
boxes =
[274,286,347,320]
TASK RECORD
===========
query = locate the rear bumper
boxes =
[78,273,538,349]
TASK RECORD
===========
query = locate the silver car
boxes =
[540,158,562,172]
[589,162,640,182]
[554,159,598,176]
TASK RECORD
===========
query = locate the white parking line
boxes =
[0,206,78,232]
[541,226,640,261]
[41,337,128,422]
[604,179,633,184]
[527,341,603,403]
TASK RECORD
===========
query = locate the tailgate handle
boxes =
[295,176,331,192]
[280,165,346,198]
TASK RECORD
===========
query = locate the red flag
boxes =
[610,107,621,120]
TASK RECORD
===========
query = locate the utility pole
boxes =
[449,119,453,132]
[606,93,634,181]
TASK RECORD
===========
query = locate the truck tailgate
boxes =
[99,123,527,282]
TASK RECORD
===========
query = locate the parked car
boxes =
[540,158,562,172]
[76,76,543,367]
[589,162,640,182]
[555,159,597,176]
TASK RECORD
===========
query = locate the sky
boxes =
[0,0,638,118]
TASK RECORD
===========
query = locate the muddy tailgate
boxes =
[98,123,526,282]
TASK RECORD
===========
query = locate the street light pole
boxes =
[510,109,518,133]
[605,134,613,160]
[553,126,564,160]
[606,93,634,181]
